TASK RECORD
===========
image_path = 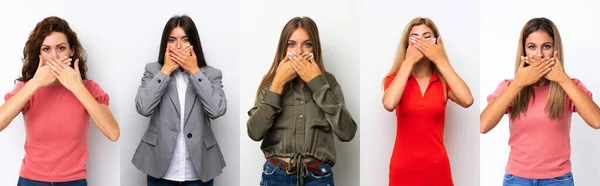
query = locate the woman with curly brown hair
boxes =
[0,16,119,186]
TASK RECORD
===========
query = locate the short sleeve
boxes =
[4,82,30,112]
[569,78,592,112]
[487,80,513,113]
[384,75,396,91]
[84,80,110,106]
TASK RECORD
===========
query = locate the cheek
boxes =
[182,42,191,47]
[303,47,313,53]
[543,50,553,58]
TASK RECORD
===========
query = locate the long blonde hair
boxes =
[511,17,565,120]
[255,17,327,98]
[383,17,448,99]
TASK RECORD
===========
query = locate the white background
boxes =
[480,0,600,185]
[359,0,480,185]
[239,0,360,185]
[117,1,240,186]
[0,1,240,186]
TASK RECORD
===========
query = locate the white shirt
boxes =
[162,69,200,181]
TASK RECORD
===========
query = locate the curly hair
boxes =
[18,16,87,82]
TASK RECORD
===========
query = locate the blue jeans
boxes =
[147,175,213,186]
[17,177,87,186]
[260,160,335,186]
[503,172,574,186]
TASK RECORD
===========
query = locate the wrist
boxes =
[188,67,201,74]
[556,74,571,85]
[269,81,284,94]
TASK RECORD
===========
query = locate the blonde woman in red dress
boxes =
[382,17,474,186]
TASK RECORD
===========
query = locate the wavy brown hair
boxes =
[511,17,565,120]
[255,17,326,98]
[18,16,87,82]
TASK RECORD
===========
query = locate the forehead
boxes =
[169,27,187,37]
[42,32,68,45]
[525,30,553,43]
[410,24,433,34]
[289,28,310,41]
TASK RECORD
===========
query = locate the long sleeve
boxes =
[189,67,227,119]
[247,85,283,141]
[135,63,172,117]
[307,74,357,142]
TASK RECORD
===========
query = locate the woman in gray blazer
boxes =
[132,15,227,186]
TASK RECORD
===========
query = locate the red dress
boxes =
[384,72,453,186]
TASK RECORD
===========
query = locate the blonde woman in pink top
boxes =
[0,16,120,186]
[480,17,600,186]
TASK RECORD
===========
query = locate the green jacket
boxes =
[247,72,357,166]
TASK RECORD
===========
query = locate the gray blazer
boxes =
[132,62,227,182]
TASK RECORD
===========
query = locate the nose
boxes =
[293,47,303,55]
[535,49,543,59]
[176,40,182,49]
[50,49,59,60]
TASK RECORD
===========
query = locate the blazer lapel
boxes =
[183,80,197,126]
[167,79,181,117]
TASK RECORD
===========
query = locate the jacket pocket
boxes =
[141,132,159,147]
[204,133,218,149]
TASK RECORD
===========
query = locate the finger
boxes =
[309,57,319,68]
[51,69,61,78]
[436,36,442,45]
[190,46,196,57]
[169,52,185,63]
[413,44,425,53]
[61,57,72,66]
[518,56,526,70]
[539,67,552,78]
[292,53,308,67]
[38,55,44,67]
[47,61,62,73]
[74,59,80,72]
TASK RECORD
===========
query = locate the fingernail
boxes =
[292,52,296,54]
[305,52,309,55]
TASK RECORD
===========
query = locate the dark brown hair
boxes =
[158,15,207,67]
[255,17,326,98]
[511,17,565,120]
[19,16,87,82]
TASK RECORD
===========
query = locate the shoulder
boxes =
[201,66,222,76]
[323,72,339,86]
[83,80,103,90]
[144,62,162,72]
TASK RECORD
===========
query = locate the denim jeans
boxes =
[17,177,87,186]
[147,175,213,186]
[503,172,574,186]
[260,159,335,186]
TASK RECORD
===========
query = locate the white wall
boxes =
[480,0,600,185]
[359,0,481,185]
[0,1,124,185]
[117,1,240,186]
[239,0,360,185]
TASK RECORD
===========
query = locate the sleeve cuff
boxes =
[154,71,171,84]
[191,71,208,82]
[307,75,328,92]
[263,90,282,107]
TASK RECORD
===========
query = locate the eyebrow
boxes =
[526,42,553,45]
[168,36,188,39]
[41,42,67,47]
[410,32,432,35]
[288,39,312,42]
